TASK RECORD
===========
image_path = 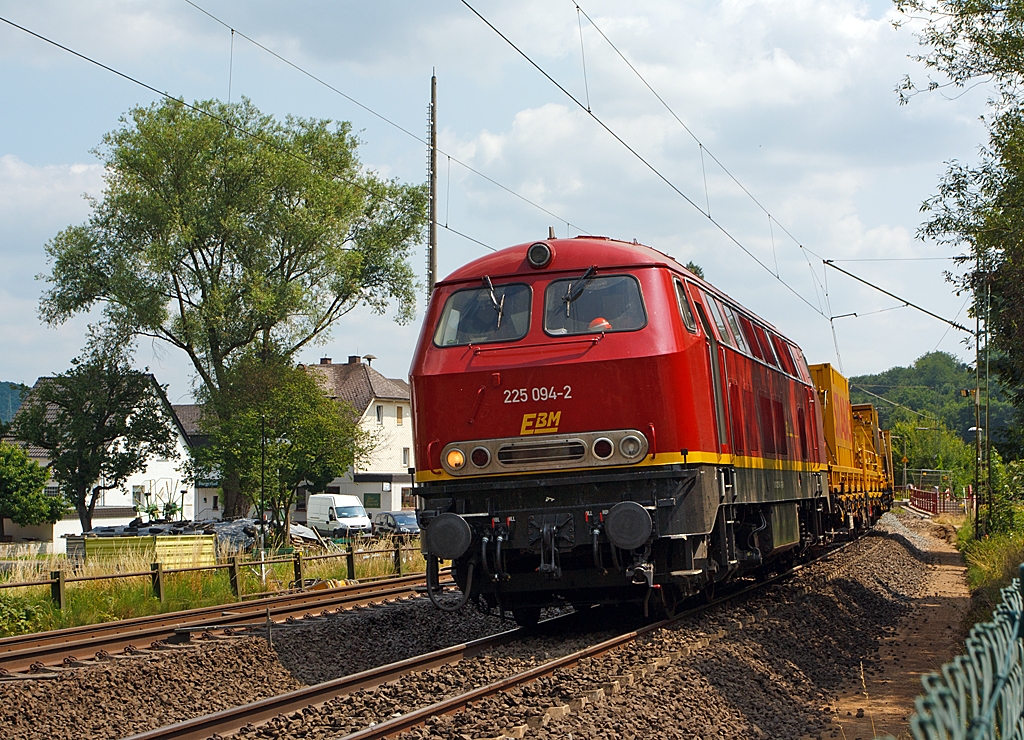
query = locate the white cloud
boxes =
[0,0,991,397]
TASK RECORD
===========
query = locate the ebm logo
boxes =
[520,411,561,435]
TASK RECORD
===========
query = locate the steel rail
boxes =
[120,622,534,740]
[123,536,864,740]
[0,571,449,674]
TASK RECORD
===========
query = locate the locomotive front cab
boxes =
[409,237,831,624]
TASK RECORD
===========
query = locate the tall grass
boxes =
[954,508,1024,629]
[0,535,425,637]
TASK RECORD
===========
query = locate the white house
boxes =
[3,376,195,553]
[303,355,414,516]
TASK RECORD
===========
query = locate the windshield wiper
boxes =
[563,265,597,316]
[482,275,505,329]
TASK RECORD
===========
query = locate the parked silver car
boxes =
[372,511,420,537]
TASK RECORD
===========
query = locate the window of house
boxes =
[401,487,415,509]
[213,495,219,511]
[402,447,410,467]
[544,274,647,335]
[433,282,532,346]
[376,405,384,425]
[396,406,404,426]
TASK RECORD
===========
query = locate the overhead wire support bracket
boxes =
[822,260,973,335]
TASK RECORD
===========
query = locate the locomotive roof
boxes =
[439,236,675,284]
[438,236,790,341]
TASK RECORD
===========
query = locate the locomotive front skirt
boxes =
[408,236,893,625]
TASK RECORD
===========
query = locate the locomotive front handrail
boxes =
[470,334,603,354]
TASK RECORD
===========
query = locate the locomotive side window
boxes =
[674,280,697,333]
[770,334,798,376]
[752,324,779,368]
[721,304,751,355]
[790,344,813,384]
[544,274,647,335]
[433,282,532,346]
[708,297,738,349]
[737,315,766,362]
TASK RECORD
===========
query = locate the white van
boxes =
[306,494,372,539]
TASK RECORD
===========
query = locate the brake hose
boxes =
[426,554,475,612]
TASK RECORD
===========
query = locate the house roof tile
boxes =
[305,360,409,414]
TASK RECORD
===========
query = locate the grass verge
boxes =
[955,512,1024,632]
[0,535,424,638]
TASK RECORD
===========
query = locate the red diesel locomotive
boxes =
[411,236,842,625]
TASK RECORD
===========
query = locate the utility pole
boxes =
[974,256,983,539]
[427,71,438,301]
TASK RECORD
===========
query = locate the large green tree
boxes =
[849,351,1013,448]
[0,442,64,540]
[11,342,178,532]
[39,98,427,515]
[896,0,1024,459]
[194,354,367,544]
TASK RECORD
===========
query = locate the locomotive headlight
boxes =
[446,449,466,470]
[619,435,643,459]
[527,242,553,268]
[470,446,491,467]
[592,438,614,459]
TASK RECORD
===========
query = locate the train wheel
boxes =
[651,584,682,619]
[512,606,541,628]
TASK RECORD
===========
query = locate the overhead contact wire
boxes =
[183,0,589,236]
[0,13,504,258]
[462,0,826,318]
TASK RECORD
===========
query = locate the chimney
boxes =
[347,355,361,365]
[320,357,332,365]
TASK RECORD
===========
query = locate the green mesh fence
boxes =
[907,564,1024,740]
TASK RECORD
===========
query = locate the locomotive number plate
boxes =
[503,385,572,403]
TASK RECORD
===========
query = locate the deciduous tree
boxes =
[39,98,427,515]
[194,354,367,545]
[11,341,178,532]
[0,442,63,540]
[896,1,1024,459]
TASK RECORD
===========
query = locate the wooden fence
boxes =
[0,539,420,609]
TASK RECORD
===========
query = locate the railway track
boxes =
[121,538,862,740]
[0,571,448,677]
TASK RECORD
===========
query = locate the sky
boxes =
[0,0,991,403]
